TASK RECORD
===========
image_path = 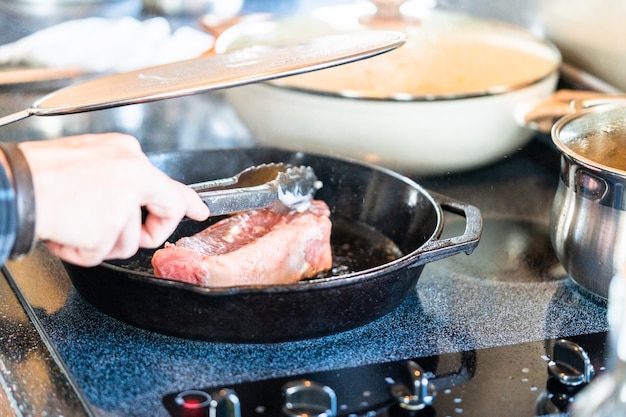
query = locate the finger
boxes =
[45,242,105,267]
[185,189,210,221]
[139,210,181,248]
[105,208,143,260]
[138,182,209,248]
[143,179,209,222]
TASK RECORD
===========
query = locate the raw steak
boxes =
[151,200,332,287]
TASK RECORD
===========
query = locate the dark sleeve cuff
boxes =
[0,142,35,258]
[0,153,17,264]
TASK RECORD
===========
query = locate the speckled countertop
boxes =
[1,136,609,417]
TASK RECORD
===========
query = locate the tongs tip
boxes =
[277,164,322,210]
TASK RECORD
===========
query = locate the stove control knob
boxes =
[548,339,595,386]
[282,379,337,417]
[175,389,242,417]
[210,388,242,417]
[390,360,435,410]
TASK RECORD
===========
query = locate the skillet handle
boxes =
[412,191,482,266]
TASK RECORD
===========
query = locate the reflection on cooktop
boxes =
[433,217,566,283]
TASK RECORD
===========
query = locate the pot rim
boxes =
[262,64,560,102]
[552,102,626,177]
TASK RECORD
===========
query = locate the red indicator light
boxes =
[175,390,211,417]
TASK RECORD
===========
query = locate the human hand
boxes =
[19,133,209,266]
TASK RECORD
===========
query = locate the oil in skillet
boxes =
[312,218,404,279]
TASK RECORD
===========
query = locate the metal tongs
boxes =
[189,163,322,216]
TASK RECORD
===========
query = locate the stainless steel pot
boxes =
[551,101,626,299]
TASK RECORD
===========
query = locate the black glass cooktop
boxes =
[163,332,608,417]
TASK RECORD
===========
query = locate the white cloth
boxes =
[0,17,213,73]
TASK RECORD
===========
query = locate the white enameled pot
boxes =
[218,2,561,175]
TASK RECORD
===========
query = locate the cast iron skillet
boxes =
[63,148,482,343]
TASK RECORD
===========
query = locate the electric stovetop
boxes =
[0,134,609,417]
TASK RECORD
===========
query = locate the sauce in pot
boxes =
[566,124,626,172]
[275,37,557,97]
[269,9,559,98]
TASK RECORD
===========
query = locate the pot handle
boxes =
[411,191,482,266]
[570,94,626,111]
[523,91,626,134]
[522,64,624,134]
